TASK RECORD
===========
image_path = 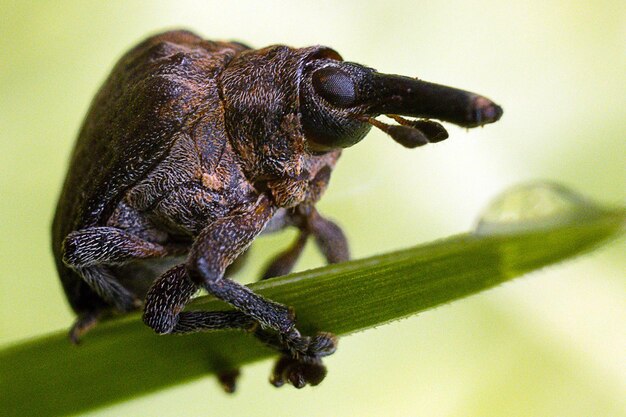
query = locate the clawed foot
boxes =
[69,301,139,344]
[68,312,102,344]
[270,355,327,388]
[281,330,338,359]
[217,369,240,393]
[256,328,338,388]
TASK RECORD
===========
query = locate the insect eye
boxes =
[311,67,357,108]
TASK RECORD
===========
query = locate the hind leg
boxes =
[69,310,102,344]
[62,227,180,341]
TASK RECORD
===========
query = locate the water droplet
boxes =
[474,182,604,236]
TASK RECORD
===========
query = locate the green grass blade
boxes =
[0,188,623,416]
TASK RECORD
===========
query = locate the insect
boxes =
[52,30,502,391]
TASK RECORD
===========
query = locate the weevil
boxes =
[52,30,502,391]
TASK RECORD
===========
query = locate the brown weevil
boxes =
[52,30,502,391]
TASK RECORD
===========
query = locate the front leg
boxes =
[184,195,337,387]
[261,231,309,280]
[308,207,350,264]
[261,206,350,280]
[187,195,294,333]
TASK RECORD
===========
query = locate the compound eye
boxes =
[311,67,357,108]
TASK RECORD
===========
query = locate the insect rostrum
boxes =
[52,30,502,391]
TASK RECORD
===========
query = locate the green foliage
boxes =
[0,185,623,416]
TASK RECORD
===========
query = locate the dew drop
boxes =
[474,182,604,236]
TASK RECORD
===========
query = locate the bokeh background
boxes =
[1,1,624,416]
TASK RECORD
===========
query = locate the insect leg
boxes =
[187,195,295,332]
[66,264,138,344]
[299,165,350,264]
[68,311,101,344]
[142,264,256,334]
[253,327,337,388]
[259,206,349,280]
[260,231,309,280]
[187,196,336,358]
[259,164,348,280]
[77,266,140,311]
[307,208,350,264]
[143,262,334,391]
[261,208,349,281]
[62,227,174,312]
[62,227,171,267]
[143,264,255,393]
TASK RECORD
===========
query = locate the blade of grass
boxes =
[0,207,623,416]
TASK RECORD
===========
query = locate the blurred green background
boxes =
[1,1,624,416]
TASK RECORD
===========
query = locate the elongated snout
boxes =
[300,58,503,150]
[362,73,503,128]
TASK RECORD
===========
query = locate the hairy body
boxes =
[52,30,502,389]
